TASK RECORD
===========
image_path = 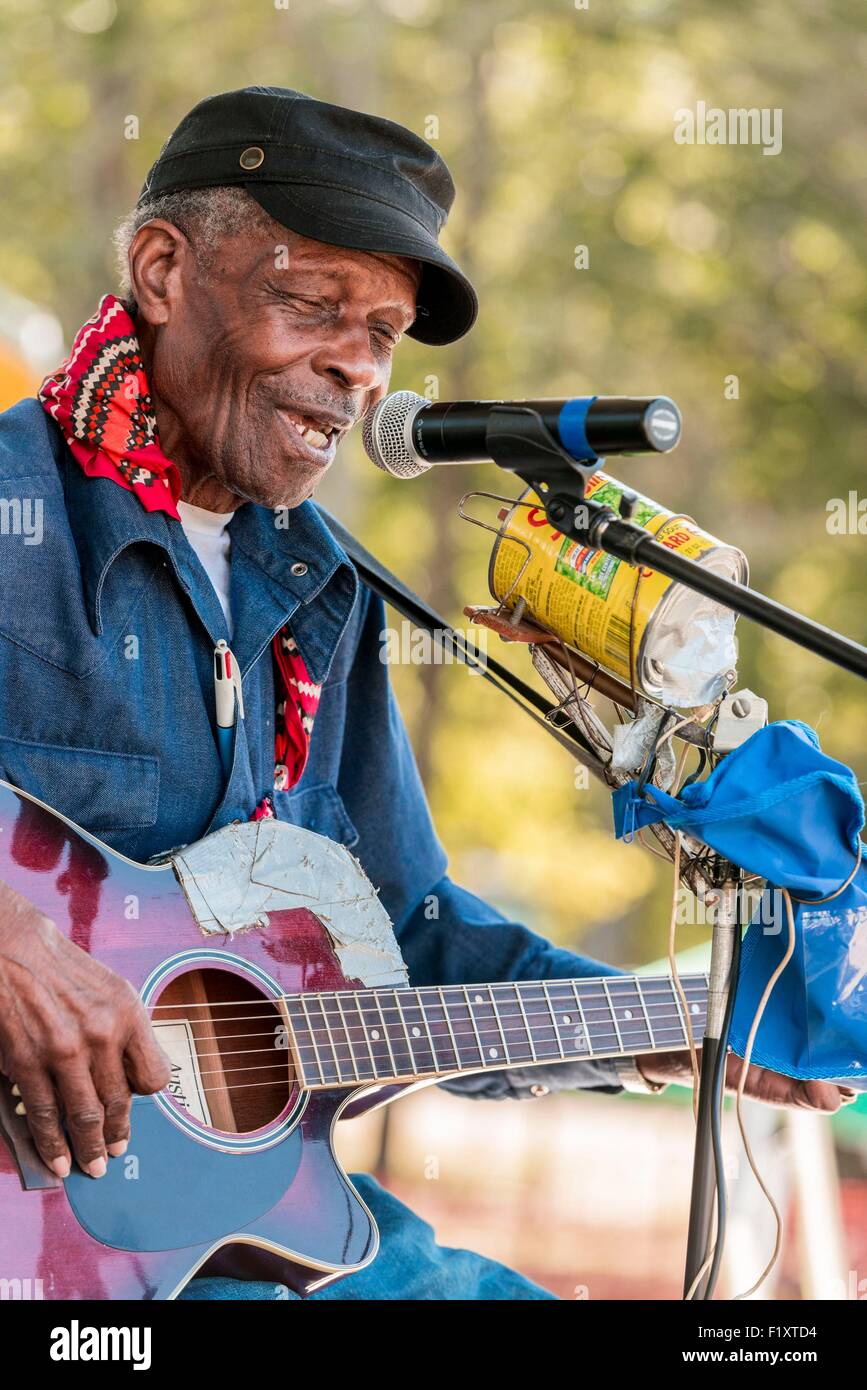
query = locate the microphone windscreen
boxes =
[362,391,432,478]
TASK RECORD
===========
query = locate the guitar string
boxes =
[148,984,708,1019]
[146,973,709,1013]
[147,1001,708,1040]
[147,982,709,1023]
[148,995,705,1028]
[186,1008,708,1068]
[164,1005,708,1059]
[147,995,707,1041]
[157,1010,709,1087]
[173,1029,710,1097]
[147,997,707,1047]
[145,1004,700,1047]
[161,1000,705,1050]
[189,1024,710,1084]
[167,1025,710,1099]
[171,1060,686,1098]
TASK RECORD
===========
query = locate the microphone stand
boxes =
[682,868,743,1299]
[479,405,867,1299]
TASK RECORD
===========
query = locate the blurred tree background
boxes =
[1,0,864,967]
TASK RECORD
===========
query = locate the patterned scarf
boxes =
[39,294,320,814]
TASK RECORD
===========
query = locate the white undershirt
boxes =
[177,500,236,635]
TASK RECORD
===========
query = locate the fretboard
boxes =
[283,973,708,1090]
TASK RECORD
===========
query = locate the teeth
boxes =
[287,416,330,448]
[302,426,329,448]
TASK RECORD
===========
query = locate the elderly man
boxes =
[0,87,850,1302]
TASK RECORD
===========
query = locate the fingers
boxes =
[725,1053,860,1113]
[52,1060,108,1178]
[91,1049,133,1157]
[14,1070,72,1179]
[123,1015,172,1096]
[726,1054,807,1107]
[795,1079,850,1114]
[14,1050,140,1177]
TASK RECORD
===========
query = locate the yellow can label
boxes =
[490,473,722,685]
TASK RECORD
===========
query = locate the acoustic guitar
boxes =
[0,779,707,1299]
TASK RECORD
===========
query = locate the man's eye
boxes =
[275,292,327,315]
[372,324,400,346]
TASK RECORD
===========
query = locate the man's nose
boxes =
[310,325,381,394]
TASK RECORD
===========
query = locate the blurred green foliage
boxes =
[1,0,864,965]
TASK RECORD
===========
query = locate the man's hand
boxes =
[637,1049,857,1113]
[0,881,171,1179]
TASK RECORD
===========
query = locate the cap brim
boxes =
[246,181,478,347]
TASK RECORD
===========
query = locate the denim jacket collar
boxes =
[62,455,174,637]
[228,501,358,685]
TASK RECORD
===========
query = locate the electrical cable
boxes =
[702,871,744,1299]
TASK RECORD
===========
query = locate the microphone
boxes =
[362,391,682,479]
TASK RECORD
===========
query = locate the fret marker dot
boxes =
[623,1009,634,1020]
[488,1047,499,1058]
[690,1003,700,1015]
[562,1014,572,1025]
[371,1029,380,1040]
[474,994,484,1004]
[412,1026,421,1038]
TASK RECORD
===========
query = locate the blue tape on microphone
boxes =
[557,396,599,462]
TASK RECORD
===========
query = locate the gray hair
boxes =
[112,185,284,302]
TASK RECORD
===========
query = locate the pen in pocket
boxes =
[213,639,244,775]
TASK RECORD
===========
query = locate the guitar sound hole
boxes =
[152,968,296,1135]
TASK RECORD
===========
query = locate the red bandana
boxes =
[39,294,320,813]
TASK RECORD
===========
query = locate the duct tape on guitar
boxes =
[487,472,748,709]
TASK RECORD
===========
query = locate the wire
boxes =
[702,872,745,1300]
[637,828,677,864]
[685,1229,717,1301]
[731,885,797,1300]
[667,830,702,1120]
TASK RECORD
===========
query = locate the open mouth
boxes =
[279,408,343,452]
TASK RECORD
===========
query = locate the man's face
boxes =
[134,222,421,509]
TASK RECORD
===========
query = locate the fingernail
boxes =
[86,1157,107,1179]
[14,1101,26,1116]
[50,1157,71,1179]
[107,1140,128,1158]
[10,1083,20,1097]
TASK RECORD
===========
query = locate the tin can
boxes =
[488,472,749,708]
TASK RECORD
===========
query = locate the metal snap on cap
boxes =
[239,146,265,171]
[290,561,308,577]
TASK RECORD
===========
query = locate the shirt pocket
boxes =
[0,736,160,834]
[271,782,359,849]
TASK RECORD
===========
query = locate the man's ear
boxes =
[127,219,192,327]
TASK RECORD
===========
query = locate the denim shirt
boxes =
[0,397,622,1098]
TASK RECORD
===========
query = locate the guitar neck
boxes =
[283,972,709,1090]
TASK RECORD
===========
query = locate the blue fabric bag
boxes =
[611,720,867,1087]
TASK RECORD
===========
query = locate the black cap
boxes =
[137,86,478,347]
